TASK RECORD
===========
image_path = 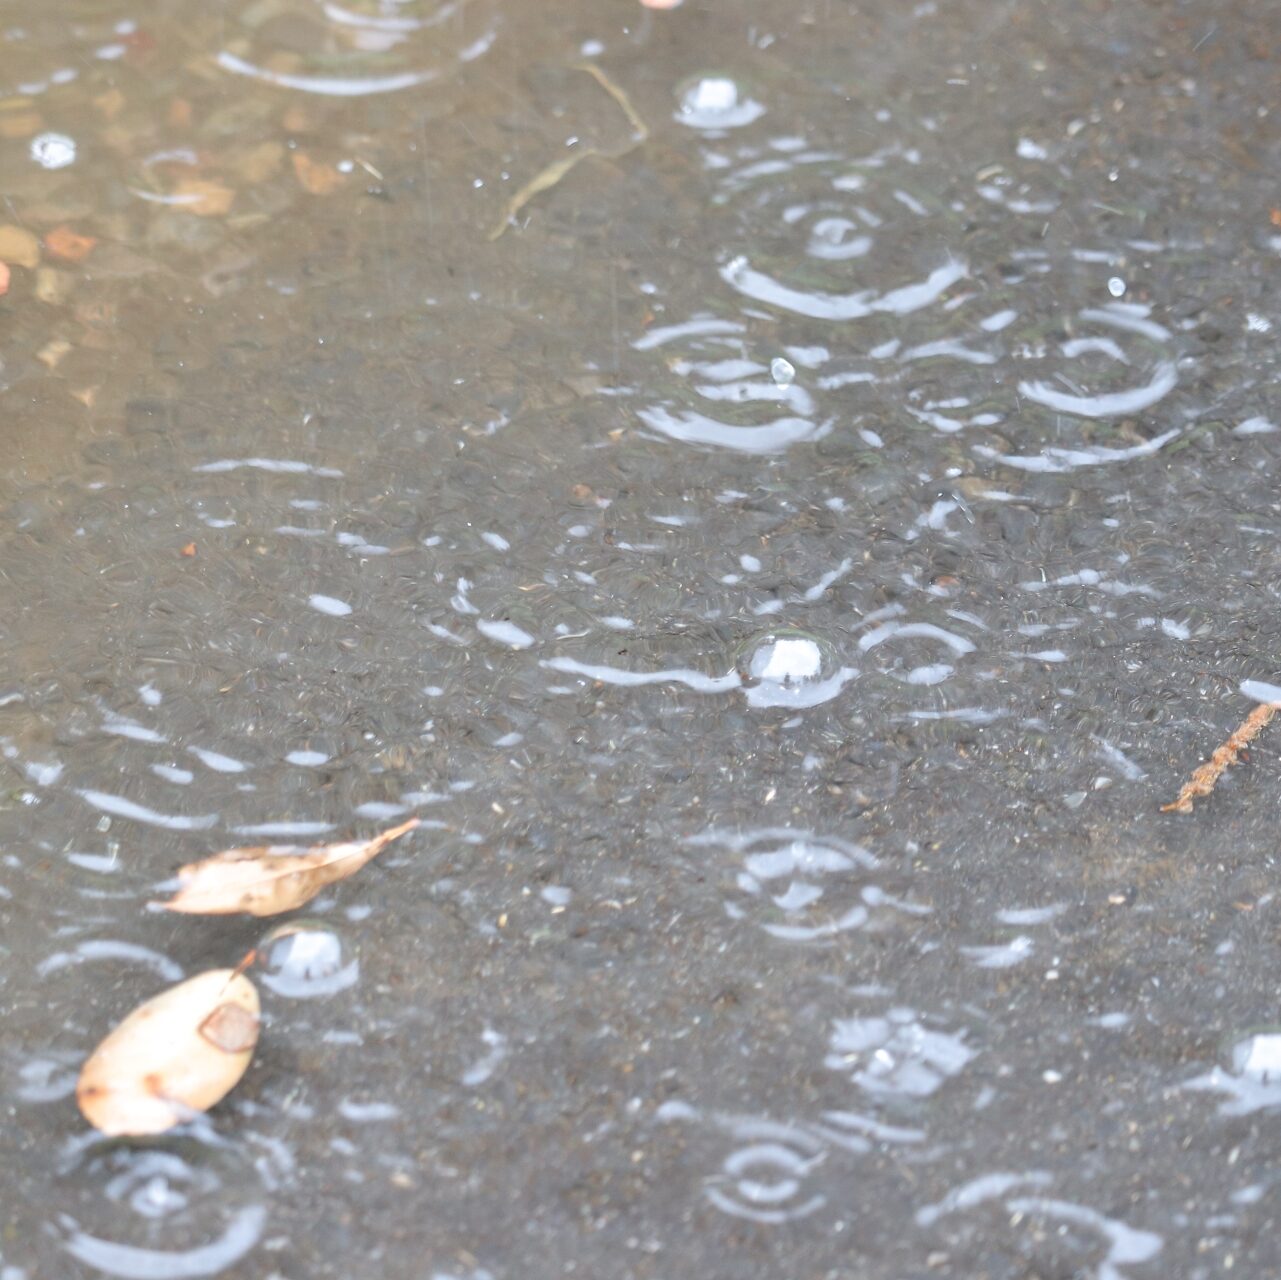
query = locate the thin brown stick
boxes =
[1162,702,1278,814]
[488,63,648,241]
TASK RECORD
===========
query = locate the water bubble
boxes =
[735,630,857,709]
[30,132,76,169]
[769,357,795,387]
[1107,276,1126,297]
[1229,1030,1281,1078]
[257,921,357,998]
[1185,1027,1281,1115]
[676,75,766,129]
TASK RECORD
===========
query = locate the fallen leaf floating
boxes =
[157,817,420,916]
[77,969,260,1136]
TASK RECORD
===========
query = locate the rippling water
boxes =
[1,0,1278,1276]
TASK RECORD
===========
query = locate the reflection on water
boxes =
[0,0,1277,1274]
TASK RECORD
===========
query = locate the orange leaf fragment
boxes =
[292,151,346,196]
[0,111,42,140]
[171,179,236,217]
[1162,701,1278,814]
[77,970,260,1136]
[44,225,97,263]
[1271,208,1281,228]
[180,541,197,557]
[0,262,9,297]
[156,817,420,916]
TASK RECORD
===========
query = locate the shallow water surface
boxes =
[1,1,1279,1276]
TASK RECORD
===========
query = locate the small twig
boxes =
[488,62,649,241]
[1162,702,1278,814]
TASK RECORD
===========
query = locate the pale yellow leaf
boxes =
[156,817,420,916]
[0,224,40,269]
[77,970,260,1136]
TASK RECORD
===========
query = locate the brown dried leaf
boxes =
[34,266,74,305]
[292,151,346,196]
[157,817,420,916]
[77,970,260,1136]
[0,111,42,140]
[36,337,72,369]
[0,224,40,269]
[171,179,236,217]
[44,225,97,263]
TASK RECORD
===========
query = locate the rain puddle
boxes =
[1,0,1279,1276]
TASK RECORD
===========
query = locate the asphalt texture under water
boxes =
[1,1,1279,1276]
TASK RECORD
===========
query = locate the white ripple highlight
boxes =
[78,791,217,831]
[543,656,741,695]
[720,256,966,321]
[308,594,353,617]
[62,1204,267,1279]
[973,427,1181,473]
[1018,360,1177,418]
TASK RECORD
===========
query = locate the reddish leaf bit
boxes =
[44,225,97,263]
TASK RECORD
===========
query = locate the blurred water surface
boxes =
[1,1,1279,1276]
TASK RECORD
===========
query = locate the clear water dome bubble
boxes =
[257,920,358,998]
[735,629,857,709]
[770,356,795,387]
[676,74,766,129]
[1227,1028,1281,1079]
[30,131,76,169]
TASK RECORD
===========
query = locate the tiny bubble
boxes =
[770,356,795,386]
[1107,276,1126,297]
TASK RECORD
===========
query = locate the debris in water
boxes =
[1162,702,1277,814]
[489,63,648,241]
[172,179,236,217]
[44,225,96,263]
[156,817,420,916]
[292,152,346,196]
[76,969,260,1136]
[0,224,40,269]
